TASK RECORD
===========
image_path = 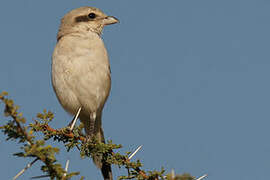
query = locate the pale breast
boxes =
[52,32,111,114]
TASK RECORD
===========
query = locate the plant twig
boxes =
[31,175,50,179]
[13,158,39,180]
[40,124,85,142]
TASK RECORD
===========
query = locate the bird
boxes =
[51,6,118,180]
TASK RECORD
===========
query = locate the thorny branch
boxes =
[0,92,198,180]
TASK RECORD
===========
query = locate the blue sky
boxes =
[1,0,270,179]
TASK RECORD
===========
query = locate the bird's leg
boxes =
[86,112,96,141]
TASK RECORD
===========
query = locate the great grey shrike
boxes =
[51,7,118,180]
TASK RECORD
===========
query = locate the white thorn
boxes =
[13,158,38,180]
[171,169,175,179]
[63,159,70,177]
[70,107,81,130]
[128,145,142,160]
[196,174,208,180]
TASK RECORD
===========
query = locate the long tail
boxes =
[81,113,113,180]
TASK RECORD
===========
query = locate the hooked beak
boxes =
[103,16,119,25]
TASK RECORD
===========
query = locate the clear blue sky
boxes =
[1,0,270,179]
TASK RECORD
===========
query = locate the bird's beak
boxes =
[103,16,119,25]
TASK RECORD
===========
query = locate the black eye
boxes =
[88,13,96,19]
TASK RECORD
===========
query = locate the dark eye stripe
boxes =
[75,15,91,22]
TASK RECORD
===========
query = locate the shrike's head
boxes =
[57,7,119,40]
